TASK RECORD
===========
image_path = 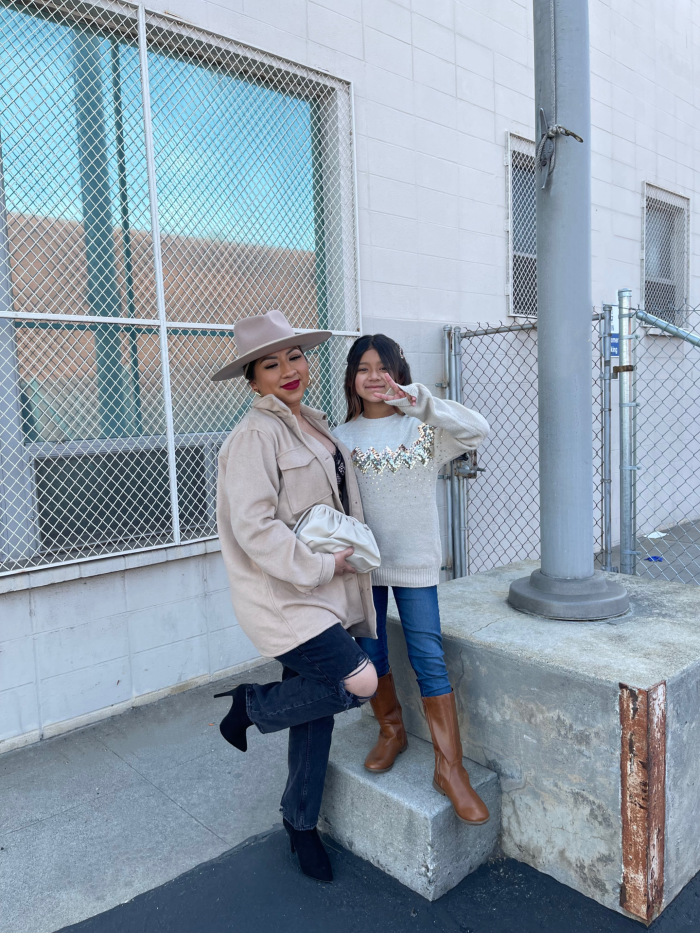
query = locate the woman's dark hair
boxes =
[344,334,412,422]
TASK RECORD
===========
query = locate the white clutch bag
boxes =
[293,504,381,574]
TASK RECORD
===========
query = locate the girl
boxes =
[332,334,490,825]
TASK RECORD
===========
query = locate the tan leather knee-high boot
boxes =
[364,671,408,773]
[422,692,490,825]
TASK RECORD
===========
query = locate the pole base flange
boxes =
[508,569,629,621]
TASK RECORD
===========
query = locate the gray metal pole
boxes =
[508,0,627,618]
[619,288,637,575]
[601,304,613,571]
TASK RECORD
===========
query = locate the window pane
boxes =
[512,152,536,257]
[0,4,155,319]
[645,201,674,281]
[144,37,322,327]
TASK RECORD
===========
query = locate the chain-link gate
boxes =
[624,304,700,584]
[0,0,359,575]
[453,318,603,576]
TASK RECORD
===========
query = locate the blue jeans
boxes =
[245,624,372,831]
[356,586,452,698]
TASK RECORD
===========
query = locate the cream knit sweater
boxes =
[332,384,489,587]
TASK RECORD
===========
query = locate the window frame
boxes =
[641,182,690,329]
[0,0,360,577]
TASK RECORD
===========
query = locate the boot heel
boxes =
[283,819,332,882]
[433,779,447,796]
[214,685,252,752]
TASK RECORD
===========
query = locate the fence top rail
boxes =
[635,309,700,349]
[460,313,603,339]
[460,322,537,338]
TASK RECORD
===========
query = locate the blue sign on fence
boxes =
[611,304,620,358]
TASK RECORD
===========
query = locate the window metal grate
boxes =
[0,0,359,575]
[642,183,689,327]
[506,133,537,319]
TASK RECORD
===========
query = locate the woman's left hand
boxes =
[373,374,417,406]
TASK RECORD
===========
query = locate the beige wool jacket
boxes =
[217,394,377,658]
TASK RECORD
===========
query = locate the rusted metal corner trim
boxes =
[619,681,667,923]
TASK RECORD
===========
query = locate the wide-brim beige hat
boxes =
[211,309,332,382]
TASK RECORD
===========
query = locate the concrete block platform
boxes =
[319,717,500,900]
[383,561,700,924]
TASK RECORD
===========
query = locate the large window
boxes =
[506,133,536,318]
[0,0,358,574]
[642,183,689,325]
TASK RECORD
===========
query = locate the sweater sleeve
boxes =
[386,382,490,463]
[223,428,335,593]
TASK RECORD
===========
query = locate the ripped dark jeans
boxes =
[245,623,372,831]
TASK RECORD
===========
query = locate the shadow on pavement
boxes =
[58,828,700,933]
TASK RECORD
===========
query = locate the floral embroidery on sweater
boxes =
[350,423,435,474]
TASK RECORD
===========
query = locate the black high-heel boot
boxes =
[283,818,333,883]
[213,685,252,752]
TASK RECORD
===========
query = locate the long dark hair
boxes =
[344,334,412,422]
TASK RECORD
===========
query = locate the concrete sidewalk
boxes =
[0,660,360,933]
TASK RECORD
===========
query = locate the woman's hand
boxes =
[372,373,417,406]
[334,547,357,575]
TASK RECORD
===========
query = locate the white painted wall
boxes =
[0,542,259,752]
[2,0,698,749]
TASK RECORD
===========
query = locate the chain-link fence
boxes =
[632,304,700,583]
[0,0,358,575]
[458,318,603,575]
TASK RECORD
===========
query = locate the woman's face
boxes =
[354,348,392,403]
[249,346,310,406]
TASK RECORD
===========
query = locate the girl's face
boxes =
[354,348,393,403]
[249,346,309,406]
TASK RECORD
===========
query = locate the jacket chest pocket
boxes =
[277,445,334,516]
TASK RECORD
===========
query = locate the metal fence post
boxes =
[619,288,637,575]
[450,326,466,578]
[138,4,181,546]
[601,304,613,571]
[442,326,453,578]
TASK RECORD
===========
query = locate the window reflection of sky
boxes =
[0,6,316,251]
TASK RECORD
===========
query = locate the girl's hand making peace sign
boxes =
[372,373,417,406]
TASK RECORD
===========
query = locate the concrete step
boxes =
[319,717,500,901]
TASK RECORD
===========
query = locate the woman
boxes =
[212,310,378,883]
[332,334,490,825]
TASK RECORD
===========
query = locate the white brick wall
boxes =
[133,0,699,354]
[0,545,259,752]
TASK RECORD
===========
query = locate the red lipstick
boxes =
[281,379,301,391]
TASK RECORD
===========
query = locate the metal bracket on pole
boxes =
[536,107,584,189]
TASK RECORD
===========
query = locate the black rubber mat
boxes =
[59,828,700,933]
